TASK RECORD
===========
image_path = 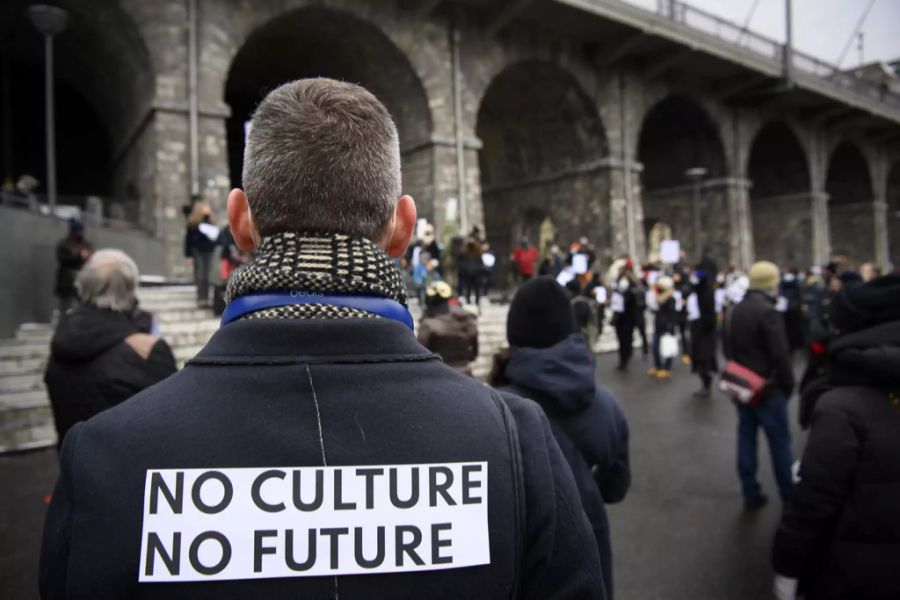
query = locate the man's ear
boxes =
[227,188,259,252]
[383,195,417,258]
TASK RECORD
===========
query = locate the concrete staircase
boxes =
[0,288,516,453]
[0,284,631,453]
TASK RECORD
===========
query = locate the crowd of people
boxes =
[36,78,900,600]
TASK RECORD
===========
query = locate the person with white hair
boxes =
[43,249,176,450]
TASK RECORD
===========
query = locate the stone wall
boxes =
[642,183,731,264]
[751,196,813,269]
[483,171,611,265]
[33,0,896,280]
[830,203,877,265]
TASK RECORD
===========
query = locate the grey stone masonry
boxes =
[86,0,900,275]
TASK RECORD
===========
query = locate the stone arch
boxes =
[223,6,434,215]
[475,60,609,263]
[747,121,813,269]
[887,161,900,269]
[1,0,154,220]
[637,95,728,262]
[826,141,875,264]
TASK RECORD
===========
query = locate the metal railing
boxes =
[648,0,900,111]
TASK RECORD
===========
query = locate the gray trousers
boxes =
[192,249,213,304]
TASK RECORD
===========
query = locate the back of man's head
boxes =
[242,78,401,241]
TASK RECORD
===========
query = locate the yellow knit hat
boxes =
[748,261,780,292]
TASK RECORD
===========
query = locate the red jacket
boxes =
[513,245,539,276]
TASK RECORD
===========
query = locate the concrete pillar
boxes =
[873,200,890,271]
[725,177,753,269]
[810,190,830,266]
[606,158,645,261]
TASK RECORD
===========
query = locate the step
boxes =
[0,389,49,411]
[155,308,219,323]
[0,355,45,373]
[0,369,44,392]
[0,405,57,453]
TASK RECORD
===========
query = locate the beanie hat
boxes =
[507,276,575,349]
[748,261,780,292]
[830,273,900,333]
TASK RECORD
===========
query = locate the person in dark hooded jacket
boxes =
[688,258,718,397]
[44,249,177,449]
[490,276,631,600]
[772,273,900,600]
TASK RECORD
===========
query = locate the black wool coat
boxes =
[773,320,900,600]
[724,290,795,397]
[40,318,605,600]
[44,306,176,449]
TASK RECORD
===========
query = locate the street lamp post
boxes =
[26,4,68,215]
[685,167,707,260]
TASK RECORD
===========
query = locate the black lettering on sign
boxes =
[462,464,483,504]
[149,471,183,514]
[191,471,233,514]
[355,467,384,509]
[333,470,356,510]
[395,525,425,567]
[292,469,324,511]
[354,526,386,569]
[320,528,349,569]
[251,470,286,513]
[253,530,277,573]
[188,531,231,575]
[431,523,453,564]
[285,529,317,572]
[144,532,180,576]
[429,466,456,507]
[389,467,419,509]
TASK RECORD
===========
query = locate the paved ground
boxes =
[601,350,807,600]
[0,350,806,599]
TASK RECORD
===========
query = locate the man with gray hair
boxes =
[40,79,605,599]
[43,249,176,450]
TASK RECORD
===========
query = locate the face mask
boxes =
[690,275,699,285]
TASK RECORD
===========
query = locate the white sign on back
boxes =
[139,462,489,583]
[571,253,588,275]
[660,240,680,264]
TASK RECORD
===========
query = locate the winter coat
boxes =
[690,277,718,369]
[184,223,217,258]
[724,289,794,398]
[43,306,176,449]
[653,296,676,335]
[772,320,900,600]
[500,334,630,600]
[39,318,606,599]
[55,235,92,298]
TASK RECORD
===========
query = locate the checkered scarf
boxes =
[224,232,408,321]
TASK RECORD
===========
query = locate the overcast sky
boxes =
[623,0,900,68]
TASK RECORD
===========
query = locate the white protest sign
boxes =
[660,240,680,264]
[139,462,489,583]
[593,286,607,304]
[198,223,220,242]
[571,253,588,275]
[686,293,701,321]
[610,291,625,313]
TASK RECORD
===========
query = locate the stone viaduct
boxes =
[3,0,900,277]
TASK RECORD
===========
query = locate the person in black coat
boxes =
[40,79,605,600]
[648,276,676,378]
[724,261,795,510]
[490,277,631,600]
[772,273,900,600]
[44,249,176,450]
[689,258,718,397]
[54,219,93,315]
[612,260,639,371]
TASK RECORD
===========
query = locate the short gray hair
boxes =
[243,78,401,241]
[76,249,139,312]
